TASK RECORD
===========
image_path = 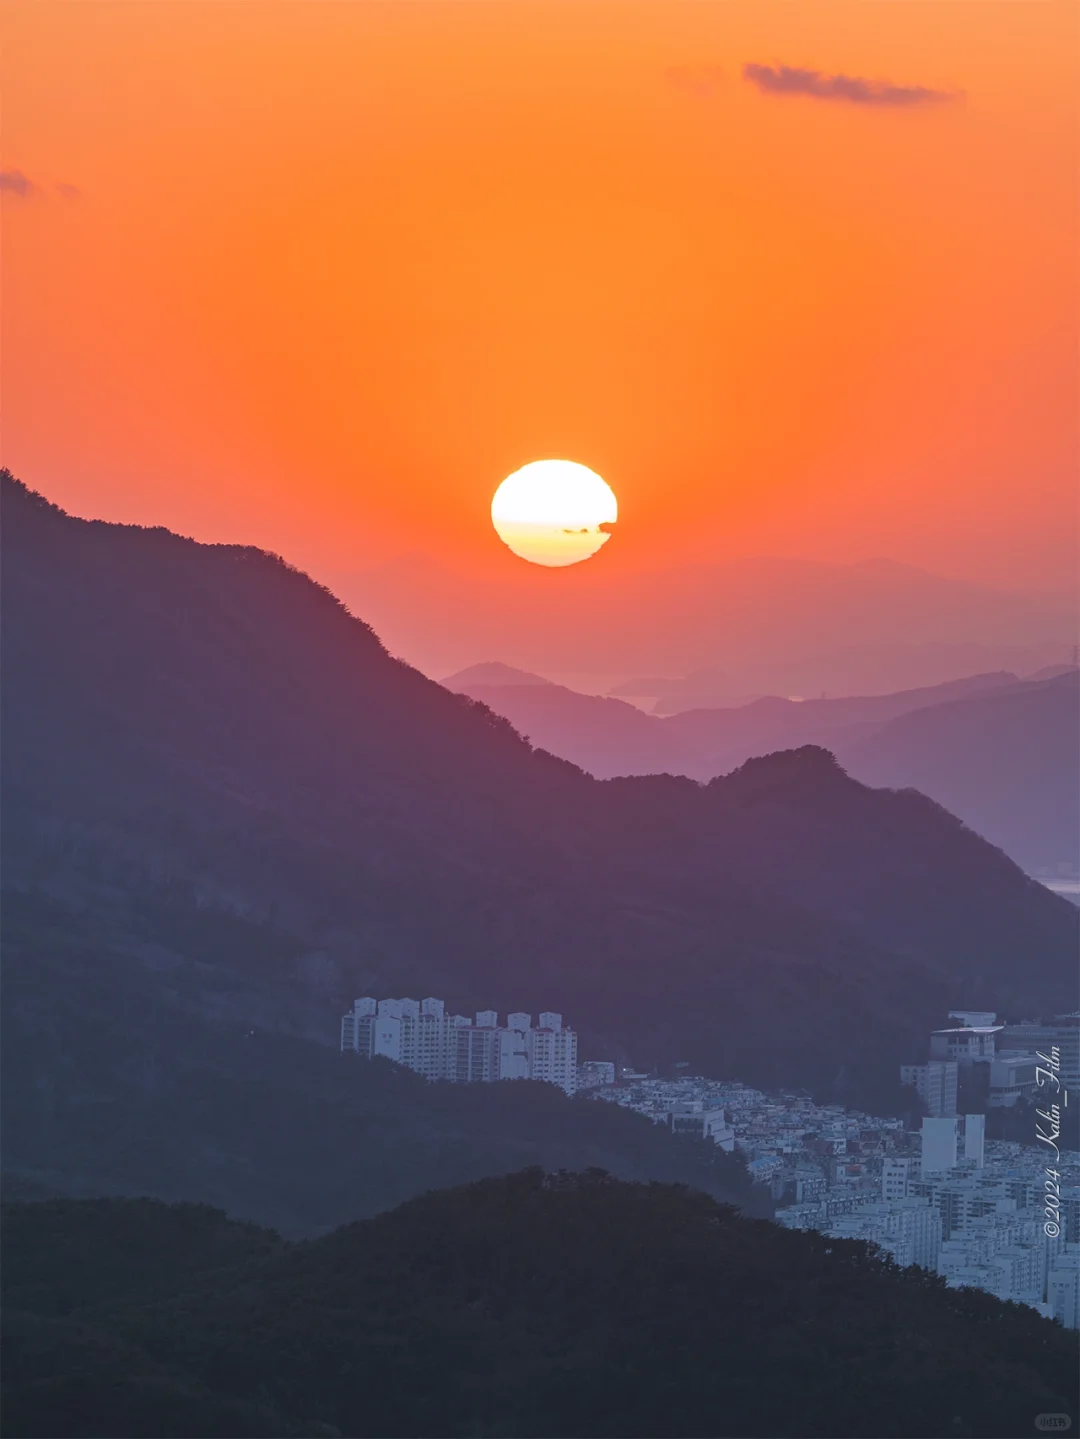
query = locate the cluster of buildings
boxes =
[339,997,1079,1326]
[589,1064,1079,1328]
[783,1120,1080,1328]
[900,1009,1080,1115]
[593,1073,915,1200]
[586,1077,737,1149]
[340,997,578,1094]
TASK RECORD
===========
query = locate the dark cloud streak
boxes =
[0,171,82,201]
[0,170,39,198]
[743,63,957,107]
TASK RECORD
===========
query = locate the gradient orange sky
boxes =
[3,1,1077,591]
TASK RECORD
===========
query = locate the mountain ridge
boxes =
[2,471,1075,1119]
[445,667,1079,874]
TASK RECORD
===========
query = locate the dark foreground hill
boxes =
[3,1175,1077,1439]
[2,472,1076,1123]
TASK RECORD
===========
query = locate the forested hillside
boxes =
[3,471,1074,1122]
[3,1177,1076,1438]
[1,890,766,1234]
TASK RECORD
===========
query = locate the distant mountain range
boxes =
[2,469,1075,1173]
[444,667,1080,876]
[444,661,554,688]
[335,550,1075,693]
[610,659,1079,714]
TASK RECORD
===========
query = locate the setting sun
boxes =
[491,460,617,568]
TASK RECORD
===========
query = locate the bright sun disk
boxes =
[491,460,618,567]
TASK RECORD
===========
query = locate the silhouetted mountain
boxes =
[2,472,1075,1140]
[449,670,1029,783]
[4,1177,1076,1439]
[1028,664,1079,683]
[445,669,1078,873]
[839,672,1080,877]
[449,679,680,775]
[614,664,1026,714]
[441,660,553,687]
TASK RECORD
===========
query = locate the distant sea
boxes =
[1039,877,1080,906]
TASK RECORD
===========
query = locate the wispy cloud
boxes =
[666,65,724,99]
[0,170,81,201]
[743,63,958,107]
[0,170,39,198]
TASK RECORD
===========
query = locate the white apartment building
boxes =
[340,997,578,1094]
[526,1012,578,1095]
[882,1158,911,1202]
[963,1113,985,1167]
[928,1027,1001,1065]
[900,1061,958,1118]
[828,1196,941,1270]
[921,1117,958,1176]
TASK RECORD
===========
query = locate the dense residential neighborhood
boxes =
[342,999,1080,1326]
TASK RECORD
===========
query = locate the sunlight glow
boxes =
[491,460,618,567]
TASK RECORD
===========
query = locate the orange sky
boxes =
[2,1,1077,592]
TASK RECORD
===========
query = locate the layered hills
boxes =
[2,471,1075,1147]
[446,668,1079,874]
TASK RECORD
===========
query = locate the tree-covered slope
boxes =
[2,470,1075,1116]
[0,891,766,1236]
[2,1176,1076,1439]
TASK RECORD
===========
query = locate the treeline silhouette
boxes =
[3,1173,1076,1439]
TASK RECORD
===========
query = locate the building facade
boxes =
[340,997,578,1094]
[928,1027,1001,1065]
[829,1196,942,1270]
[900,1061,959,1118]
[577,1061,617,1090]
[997,1015,1080,1092]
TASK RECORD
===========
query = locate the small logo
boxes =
[1035,1417,1072,1433]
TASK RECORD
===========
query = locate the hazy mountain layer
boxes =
[448,669,1079,874]
[335,549,1075,683]
[2,472,1076,1121]
[841,674,1080,875]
